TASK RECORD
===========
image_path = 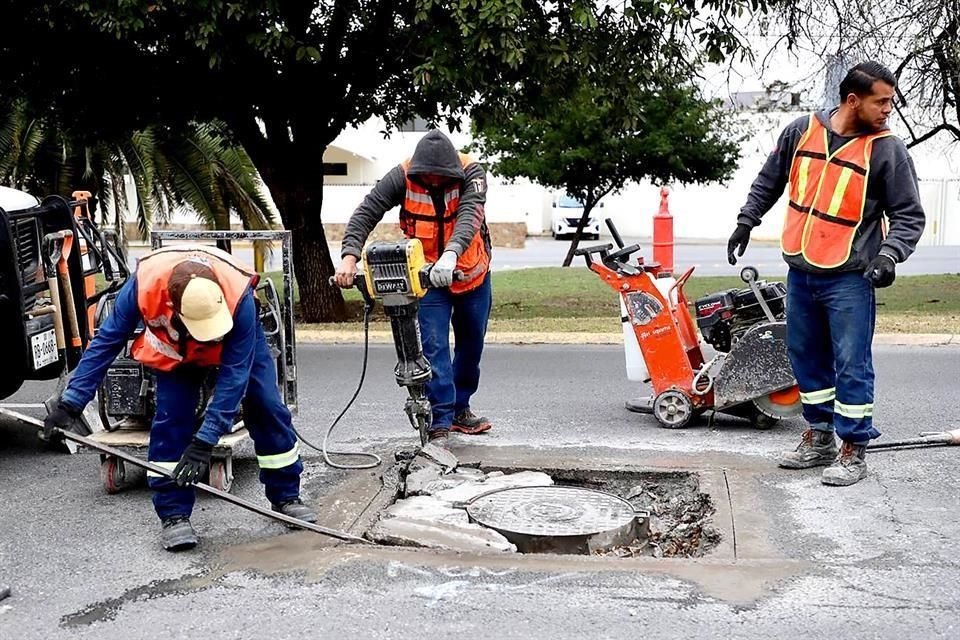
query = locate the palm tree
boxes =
[0,100,276,240]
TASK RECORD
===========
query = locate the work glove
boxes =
[429,250,458,288]
[41,400,83,443]
[172,438,214,487]
[864,253,897,288]
[726,223,752,265]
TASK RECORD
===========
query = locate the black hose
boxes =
[289,302,382,469]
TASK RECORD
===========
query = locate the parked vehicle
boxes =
[550,193,601,240]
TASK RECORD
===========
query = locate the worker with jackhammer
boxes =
[334,130,494,447]
[43,245,317,550]
[728,61,925,486]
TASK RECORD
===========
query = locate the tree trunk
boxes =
[258,143,347,323]
[562,202,597,267]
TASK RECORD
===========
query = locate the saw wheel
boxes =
[653,389,694,429]
[751,385,802,428]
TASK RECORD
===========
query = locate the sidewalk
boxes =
[295,328,959,346]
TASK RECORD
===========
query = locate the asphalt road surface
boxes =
[3,342,960,638]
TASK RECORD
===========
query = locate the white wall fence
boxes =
[321,176,957,246]
[917,178,960,246]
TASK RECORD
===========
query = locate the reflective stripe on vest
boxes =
[131,246,259,371]
[398,154,490,293]
[781,114,892,269]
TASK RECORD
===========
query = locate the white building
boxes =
[320,109,959,246]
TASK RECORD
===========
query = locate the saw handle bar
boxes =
[573,218,642,271]
[574,242,642,273]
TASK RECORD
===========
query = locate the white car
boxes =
[550,193,601,240]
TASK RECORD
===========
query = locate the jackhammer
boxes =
[328,239,459,459]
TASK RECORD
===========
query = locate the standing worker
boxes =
[43,245,316,550]
[727,61,925,486]
[334,130,494,446]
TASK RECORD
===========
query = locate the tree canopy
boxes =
[1,0,779,320]
[776,0,960,146]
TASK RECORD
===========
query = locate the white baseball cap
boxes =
[170,262,233,342]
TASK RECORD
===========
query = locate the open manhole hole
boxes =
[364,449,720,558]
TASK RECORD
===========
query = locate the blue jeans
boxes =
[147,325,303,520]
[417,273,492,430]
[786,268,880,444]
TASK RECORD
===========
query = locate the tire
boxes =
[101,456,124,494]
[653,389,694,429]
[208,459,234,493]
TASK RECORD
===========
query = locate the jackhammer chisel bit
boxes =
[404,385,432,446]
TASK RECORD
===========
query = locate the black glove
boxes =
[172,438,215,487]
[42,401,83,442]
[864,253,897,288]
[727,223,752,265]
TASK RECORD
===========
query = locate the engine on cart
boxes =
[97,232,298,432]
[694,281,787,352]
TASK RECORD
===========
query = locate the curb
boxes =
[295,329,957,347]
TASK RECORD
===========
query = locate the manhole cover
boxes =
[465,486,648,554]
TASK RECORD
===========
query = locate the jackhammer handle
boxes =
[328,274,375,307]
[418,266,464,290]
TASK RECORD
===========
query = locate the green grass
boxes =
[105,267,960,334]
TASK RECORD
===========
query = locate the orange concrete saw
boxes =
[576,220,801,430]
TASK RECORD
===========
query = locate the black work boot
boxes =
[821,442,868,486]
[452,409,492,434]
[272,498,318,527]
[778,429,838,469]
[161,516,198,552]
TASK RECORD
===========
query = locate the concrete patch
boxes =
[417,443,459,471]
[213,444,810,606]
[384,496,470,526]
[432,470,554,505]
[417,469,487,496]
[368,517,517,553]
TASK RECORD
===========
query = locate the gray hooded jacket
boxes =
[341,130,490,261]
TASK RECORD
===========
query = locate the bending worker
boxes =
[728,61,925,486]
[334,130,494,446]
[44,245,316,550]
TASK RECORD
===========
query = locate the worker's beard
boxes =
[854,104,888,133]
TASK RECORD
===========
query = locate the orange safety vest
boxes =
[781,114,892,269]
[398,154,490,294]
[131,246,259,372]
